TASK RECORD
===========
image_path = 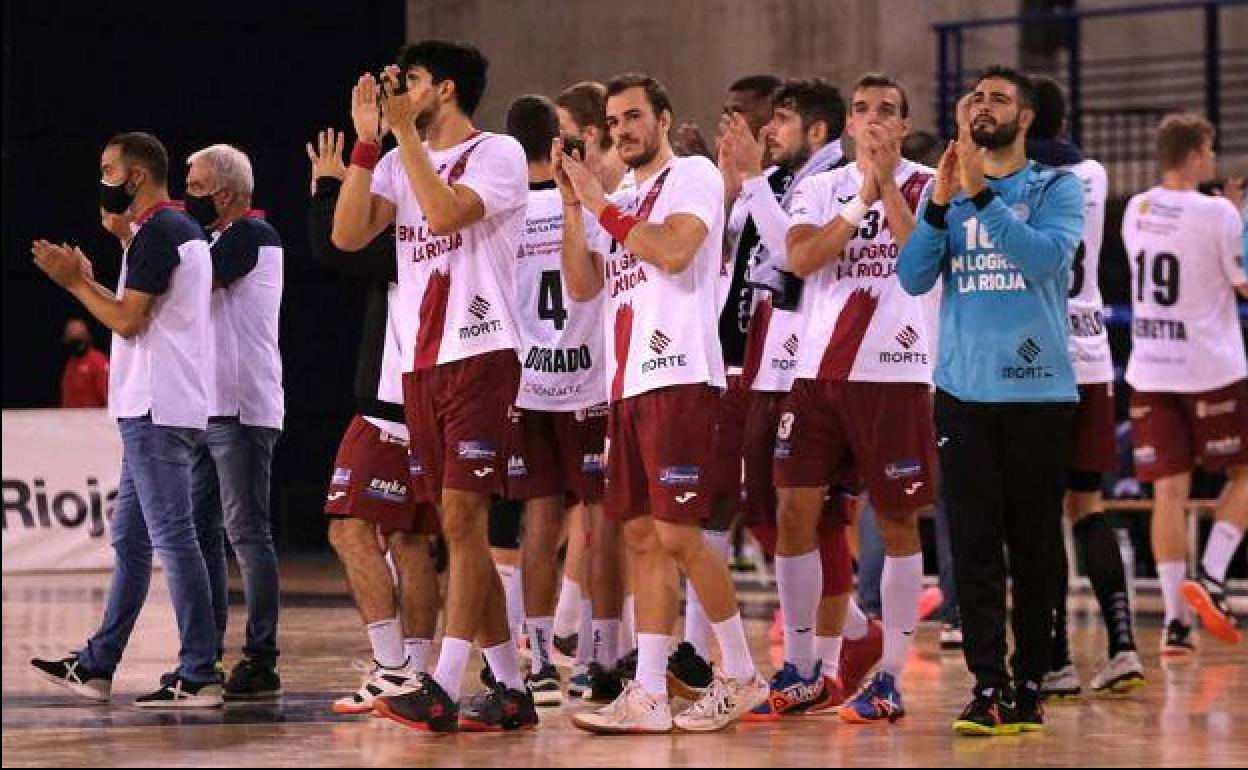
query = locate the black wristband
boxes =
[923,201,950,229]
[971,187,996,210]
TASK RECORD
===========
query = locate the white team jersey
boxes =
[362,283,410,439]
[1122,187,1248,393]
[746,293,807,393]
[586,155,728,401]
[371,132,529,372]
[514,185,606,411]
[1063,159,1114,384]
[788,160,936,384]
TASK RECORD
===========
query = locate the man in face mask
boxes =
[183,144,286,700]
[60,318,109,408]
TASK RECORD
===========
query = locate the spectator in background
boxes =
[60,318,109,408]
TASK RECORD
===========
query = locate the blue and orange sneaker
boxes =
[744,662,826,721]
[836,671,905,724]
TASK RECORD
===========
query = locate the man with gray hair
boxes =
[185,143,286,699]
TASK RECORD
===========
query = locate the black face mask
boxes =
[65,339,89,357]
[185,192,220,230]
[99,178,136,215]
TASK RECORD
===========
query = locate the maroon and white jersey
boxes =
[586,155,727,401]
[514,184,606,411]
[744,294,808,393]
[1064,159,1114,385]
[788,159,936,384]
[371,131,528,372]
[1122,187,1247,393]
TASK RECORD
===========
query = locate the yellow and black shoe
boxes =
[952,687,1020,736]
[1011,681,1045,733]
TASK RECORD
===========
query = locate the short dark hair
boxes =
[605,73,673,120]
[1156,112,1215,170]
[976,66,1037,111]
[106,132,169,184]
[773,78,847,140]
[397,40,489,116]
[556,81,611,150]
[729,74,783,101]
[852,73,910,119]
[506,94,560,163]
[1028,75,1066,139]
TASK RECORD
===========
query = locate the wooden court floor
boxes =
[4,561,1245,767]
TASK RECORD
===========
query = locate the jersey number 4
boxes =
[538,270,569,330]
[1134,251,1180,307]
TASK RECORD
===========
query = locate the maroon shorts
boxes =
[773,379,937,514]
[403,349,521,503]
[504,405,607,503]
[708,375,750,511]
[1071,382,1117,473]
[605,384,719,524]
[1129,379,1248,482]
[324,416,439,536]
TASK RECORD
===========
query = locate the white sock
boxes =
[482,641,526,692]
[403,638,433,674]
[365,618,405,669]
[527,616,555,669]
[880,553,923,677]
[844,598,869,641]
[683,581,713,659]
[704,529,733,561]
[775,550,821,678]
[553,577,582,637]
[636,633,670,696]
[711,613,756,682]
[432,637,472,700]
[1202,521,1244,583]
[1158,561,1190,626]
[592,618,621,666]
[621,595,637,651]
[815,635,843,679]
[576,600,594,664]
[496,564,526,640]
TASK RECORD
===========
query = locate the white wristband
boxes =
[838,197,869,228]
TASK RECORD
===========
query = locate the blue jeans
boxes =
[191,417,282,661]
[79,417,218,683]
[856,493,958,622]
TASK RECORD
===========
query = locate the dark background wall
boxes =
[2,0,406,548]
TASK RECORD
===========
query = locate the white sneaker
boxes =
[673,673,769,733]
[1090,651,1146,695]
[1039,663,1081,699]
[332,660,415,715]
[570,680,673,734]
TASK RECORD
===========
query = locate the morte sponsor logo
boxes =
[650,330,672,354]
[3,477,117,537]
[1069,309,1105,338]
[1018,337,1042,364]
[783,334,800,357]
[1002,365,1055,380]
[525,345,594,373]
[896,325,919,350]
[460,295,503,340]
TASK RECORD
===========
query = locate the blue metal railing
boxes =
[934,0,1248,148]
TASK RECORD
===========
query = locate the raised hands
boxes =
[32,240,91,290]
[351,73,384,143]
[553,138,607,214]
[306,127,348,194]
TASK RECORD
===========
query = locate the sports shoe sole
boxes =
[371,697,456,734]
[1092,673,1145,696]
[331,700,374,715]
[134,696,224,709]
[224,689,282,701]
[952,719,1021,736]
[530,687,563,707]
[836,705,904,724]
[31,669,110,703]
[1039,688,1082,700]
[1181,581,1243,645]
[570,713,672,735]
[458,717,538,733]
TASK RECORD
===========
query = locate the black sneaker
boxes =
[134,676,224,709]
[224,657,281,700]
[666,641,713,700]
[584,661,624,703]
[374,673,460,733]
[526,664,562,707]
[952,686,1019,736]
[1161,619,1197,658]
[553,633,578,660]
[1183,568,1242,645]
[615,648,638,681]
[1011,681,1045,732]
[458,682,540,732]
[480,662,497,689]
[30,655,112,702]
